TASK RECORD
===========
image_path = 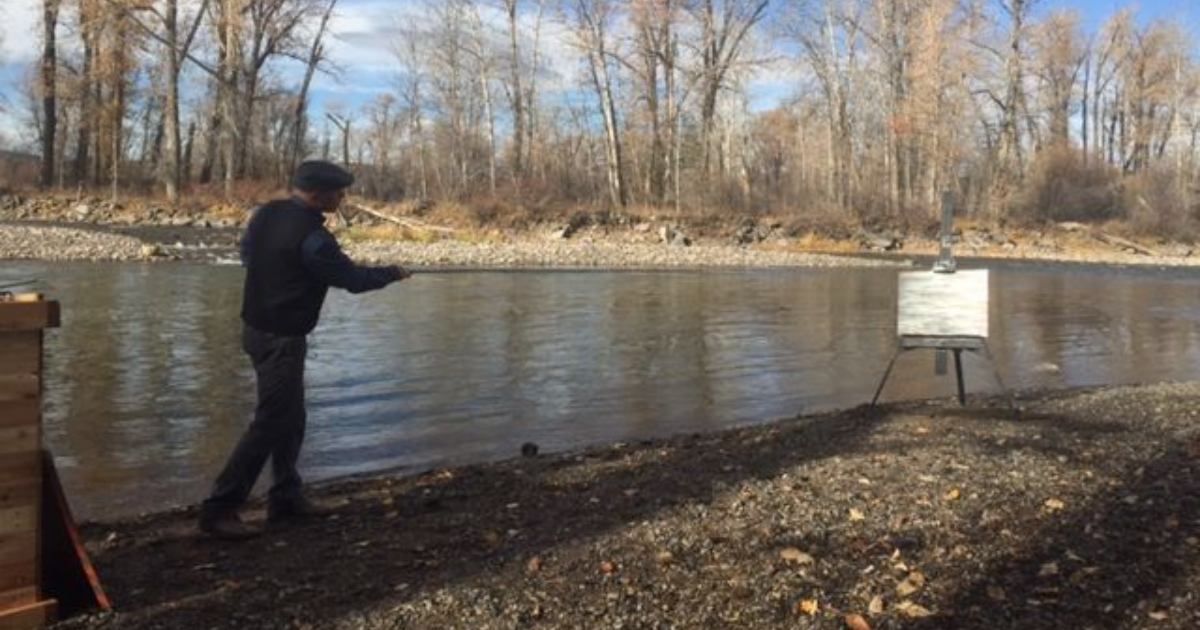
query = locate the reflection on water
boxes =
[3,261,1200,519]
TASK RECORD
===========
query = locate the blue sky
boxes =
[1060,0,1192,32]
[0,0,1196,150]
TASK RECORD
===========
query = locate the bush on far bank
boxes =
[1009,146,1200,241]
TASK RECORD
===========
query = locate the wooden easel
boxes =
[871,334,1014,410]
[0,294,109,629]
[869,194,1017,417]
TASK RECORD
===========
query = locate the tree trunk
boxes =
[163,0,181,204]
[75,15,93,185]
[588,46,627,207]
[506,0,525,179]
[183,120,196,185]
[481,71,497,195]
[220,0,240,198]
[40,0,60,189]
[525,0,545,178]
[289,0,336,176]
[1078,58,1089,163]
[199,99,221,183]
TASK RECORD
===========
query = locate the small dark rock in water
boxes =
[521,442,539,458]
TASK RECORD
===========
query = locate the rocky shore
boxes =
[0,194,902,268]
[3,192,1199,269]
[0,224,149,261]
[344,238,900,269]
[56,382,1200,629]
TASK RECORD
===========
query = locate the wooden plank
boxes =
[0,453,40,484]
[0,334,39,377]
[0,376,38,403]
[0,533,36,566]
[0,587,36,611]
[900,336,988,350]
[897,270,989,338]
[0,506,37,538]
[0,400,38,430]
[0,599,55,630]
[0,482,39,512]
[0,562,35,593]
[0,426,38,456]
[0,303,59,333]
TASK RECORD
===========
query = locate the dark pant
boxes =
[202,324,307,516]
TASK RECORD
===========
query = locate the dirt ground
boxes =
[55,382,1200,630]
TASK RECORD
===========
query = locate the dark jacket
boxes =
[240,198,397,336]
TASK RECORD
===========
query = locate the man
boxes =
[199,160,410,540]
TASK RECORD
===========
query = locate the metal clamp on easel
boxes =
[870,194,1017,416]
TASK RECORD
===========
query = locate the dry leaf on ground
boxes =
[896,600,933,618]
[896,571,926,597]
[780,547,814,565]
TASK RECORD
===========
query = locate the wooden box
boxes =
[0,296,59,630]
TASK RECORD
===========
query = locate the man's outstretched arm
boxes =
[300,229,409,293]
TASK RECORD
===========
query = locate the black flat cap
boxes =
[291,160,354,192]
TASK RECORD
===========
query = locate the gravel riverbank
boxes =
[56,382,1200,629]
[0,221,902,269]
[344,238,900,269]
[7,192,1200,269]
[0,224,150,261]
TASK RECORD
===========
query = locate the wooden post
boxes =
[0,294,60,630]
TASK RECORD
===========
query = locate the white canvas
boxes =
[897,269,989,338]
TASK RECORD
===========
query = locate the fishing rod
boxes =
[0,279,38,290]
[0,279,40,299]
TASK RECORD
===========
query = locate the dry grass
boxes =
[339,224,444,244]
[781,232,863,254]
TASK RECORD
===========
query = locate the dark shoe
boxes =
[267,496,334,525]
[199,511,262,540]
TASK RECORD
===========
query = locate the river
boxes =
[3,260,1198,519]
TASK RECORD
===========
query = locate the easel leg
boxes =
[871,348,903,408]
[953,349,966,406]
[982,343,1020,419]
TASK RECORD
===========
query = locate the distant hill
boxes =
[0,149,38,163]
[0,150,41,188]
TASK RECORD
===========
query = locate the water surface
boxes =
[4,261,1198,518]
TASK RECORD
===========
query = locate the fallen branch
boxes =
[348,204,457,234]
[1094,231,1160,257]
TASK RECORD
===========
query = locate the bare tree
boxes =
[465,1,498,194]
[787,0,863,212]
[569,0,628,207]
[288,0,337,174]
[120,0,210,202]
[691,0,769,176]
[326,110,352,167]
[503,0,526,178]
[994,0,1038,200]
[40,0,61,188]
[1031,10,1086,148]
